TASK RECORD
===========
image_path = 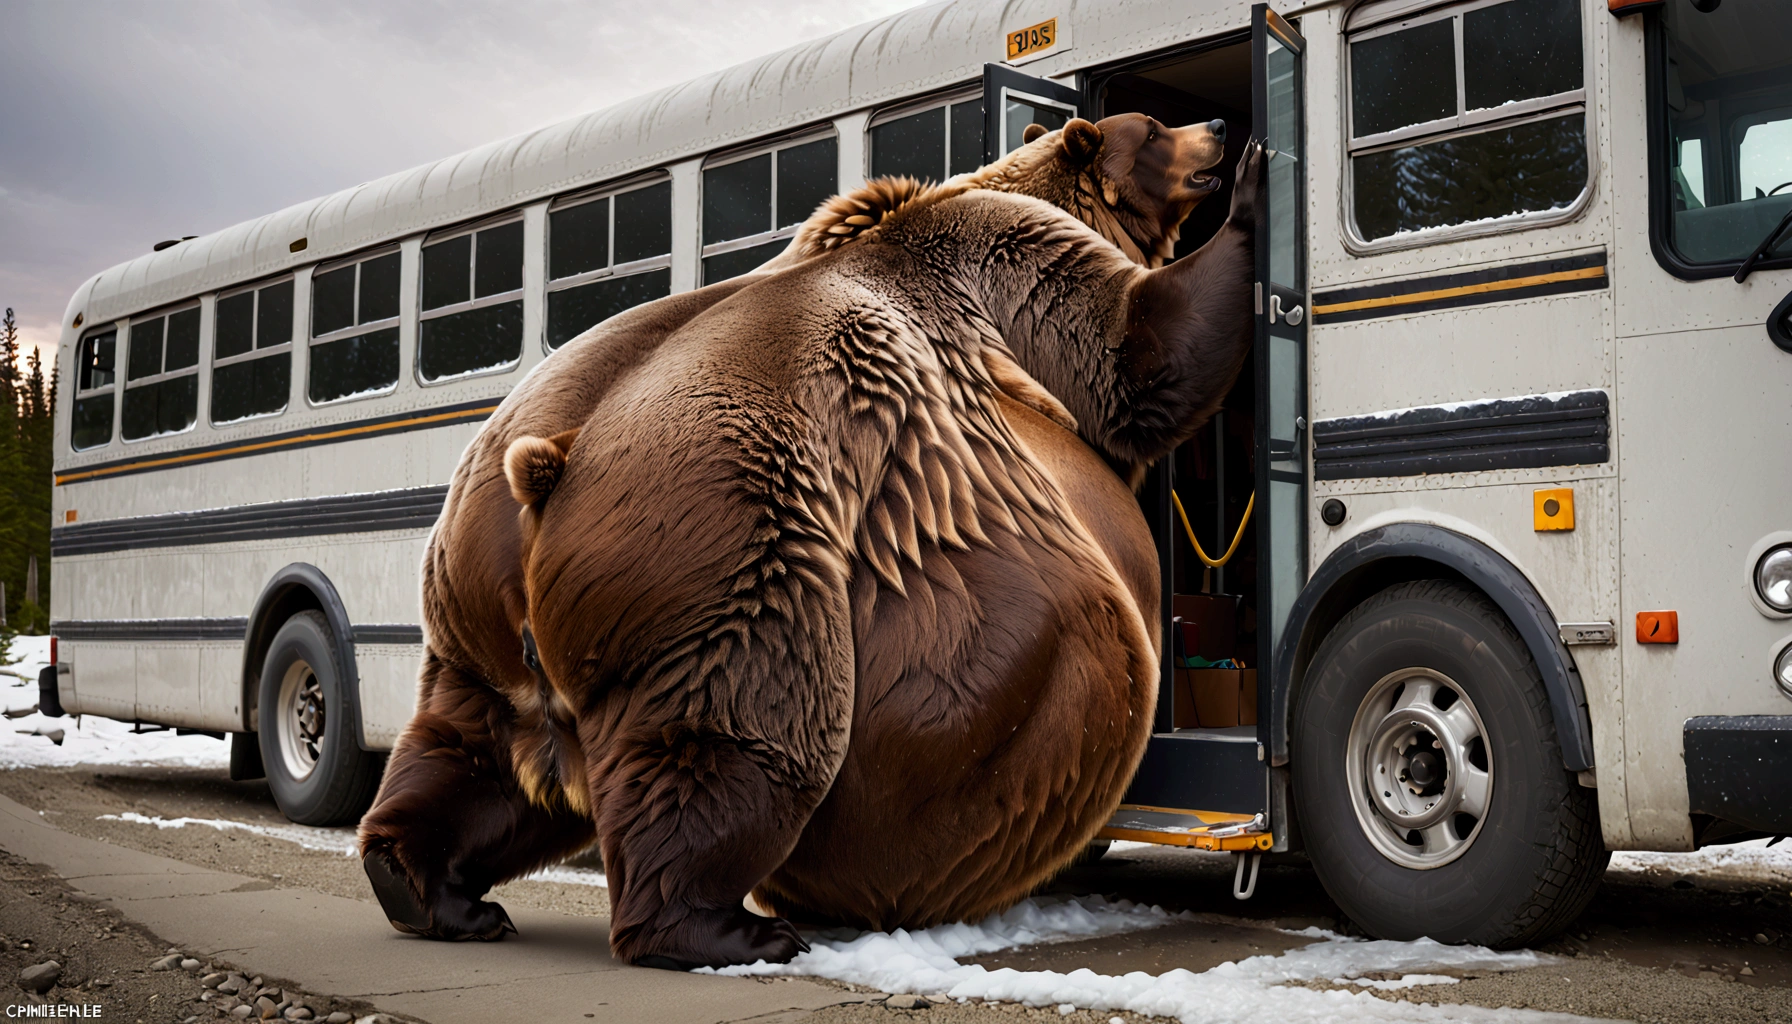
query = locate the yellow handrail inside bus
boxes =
[1172,490,1254,568]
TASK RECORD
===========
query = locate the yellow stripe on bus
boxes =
[55,405,500,486]
[1311,265,1605,316]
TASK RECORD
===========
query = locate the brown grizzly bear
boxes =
[356,121,1258,969]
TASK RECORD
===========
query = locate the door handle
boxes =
[1268,294,1306,326]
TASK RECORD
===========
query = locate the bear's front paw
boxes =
[363,850,517,942]
[1228,138,1265,228]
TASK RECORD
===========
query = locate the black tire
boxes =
[1292,580,1607,948]
[257,611,385,826]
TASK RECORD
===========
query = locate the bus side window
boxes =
[545,179,673,350]
[1345,0,1589,244]
[701,133,838,284]
[212,279,294,425]
[121,305,200,442]
[71,328,117,451]
[418,217,525,382]
[309,249,402,403]
[868,94,986,184]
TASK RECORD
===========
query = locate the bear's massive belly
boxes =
[760,396,1159,931]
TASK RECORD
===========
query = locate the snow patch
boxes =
[95,809,610,887]
[1342,390,1601,423]
[1610,837,1792,889]
[1,636,229,769]
[97,811,359,855]
[707,897,1593,1023]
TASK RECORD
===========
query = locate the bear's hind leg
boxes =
[359,658,594,941]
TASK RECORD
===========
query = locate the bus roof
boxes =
[65,0,1254,331]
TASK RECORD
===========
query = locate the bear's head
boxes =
[1020,113,1228,267]
[791,112,1229,269]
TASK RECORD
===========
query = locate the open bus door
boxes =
[1097,5,1306,884]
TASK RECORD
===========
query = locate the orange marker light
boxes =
[1636,611,1679,644]
[1534,488,1575,531]
[64,509,77,523]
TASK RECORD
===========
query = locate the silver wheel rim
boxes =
[1345,668,1491,869]
[276,659,326,782]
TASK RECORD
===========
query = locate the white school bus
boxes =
[44,0,1791,945]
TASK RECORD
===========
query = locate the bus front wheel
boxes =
[1292,580,1607,948]
[257,611,385,827]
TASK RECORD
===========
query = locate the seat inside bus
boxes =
[1098,39,1261,732]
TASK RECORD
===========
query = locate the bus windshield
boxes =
[1658,0,1792,267]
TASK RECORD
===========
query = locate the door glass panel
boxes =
[1269,335,1300,452]
[1267,478,1302,653]
[1268,37,1300,290]
[1350,20,1454,137]
[1464,0,1583,111]
[1004,94,1070,155]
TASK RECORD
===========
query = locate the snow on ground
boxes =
[1610,838,1792,889]
[707,899,1601,1023]
[0,635,229,769]
[92,811,610,887]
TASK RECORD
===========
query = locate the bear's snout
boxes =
[1207,119,1226,144]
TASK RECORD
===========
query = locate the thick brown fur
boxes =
[358,135,1260,966]
[786,113,1226,270]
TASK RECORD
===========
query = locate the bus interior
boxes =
[1096,37,1265,743]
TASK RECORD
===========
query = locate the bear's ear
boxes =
[1060,119,1103,165]
[1022,122,1050,145]
[505,428,581,507]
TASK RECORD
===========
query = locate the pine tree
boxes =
[19,340,52,634]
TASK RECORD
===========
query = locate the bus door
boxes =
[1096,5,1306,875]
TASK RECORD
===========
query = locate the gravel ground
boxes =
[0,847,402,1024]
[3,763,1790,1024]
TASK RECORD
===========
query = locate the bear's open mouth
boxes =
[1189,173,1221,193]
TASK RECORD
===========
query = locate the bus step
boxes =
[1096,806,1272,852]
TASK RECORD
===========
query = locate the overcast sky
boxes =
[0,0,920,363]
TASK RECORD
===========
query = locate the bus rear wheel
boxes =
[1292,580,1607,948]
[257,611,384,827]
